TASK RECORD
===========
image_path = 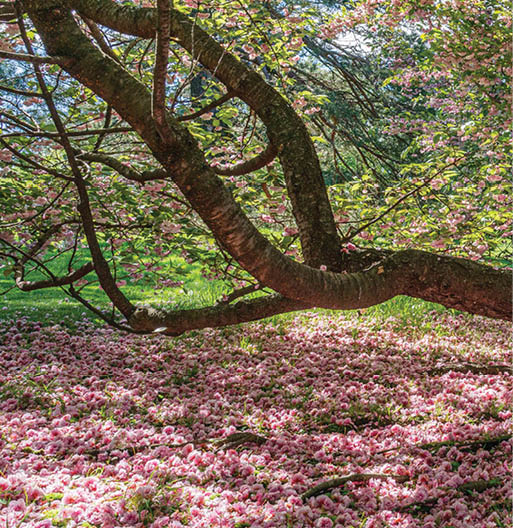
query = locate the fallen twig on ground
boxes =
[302,473,409,501]
[213,432,268,451]
[428,363,512,375]
[397,478,504,512]
[376,433,511,455]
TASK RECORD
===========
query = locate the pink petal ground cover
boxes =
[0,311,511,528]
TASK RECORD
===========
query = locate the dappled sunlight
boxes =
[0,312,510,527]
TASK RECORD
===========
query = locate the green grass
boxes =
[0,248,231,325]
[0,248,449,329]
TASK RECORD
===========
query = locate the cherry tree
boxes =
[0,0,510,335]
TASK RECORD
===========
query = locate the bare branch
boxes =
[213,143,277,176]
[0,84,41,97]
[177,91,234,121]
[377,433,512,455]
[77,151,167,181]
[16,262,94,291]
[1,126,133,139]
[0,49,70,65]
[152,0,172,140]
[302,474,409,501]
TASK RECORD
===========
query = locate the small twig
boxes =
[341,156,465,242]
[177,91,234,121]
[213,432,268,452]
[81,15,120,63]
[0,50,71,65]
[302,473,409,501]
[377,433,511,455]
[216,284,261,305]
[428,363,512,375]
[77,151,167,182]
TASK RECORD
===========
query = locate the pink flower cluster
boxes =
[0,311,510,527]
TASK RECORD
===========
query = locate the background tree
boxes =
[0,0,510,335]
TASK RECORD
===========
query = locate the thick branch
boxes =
[129,295,308,335]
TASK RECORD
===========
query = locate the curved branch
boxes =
[177,91,234,122]
[213,143,277,176]
[77,151,167,182]
[16,262,94,291]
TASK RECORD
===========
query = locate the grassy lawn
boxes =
[0,248,230,326]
